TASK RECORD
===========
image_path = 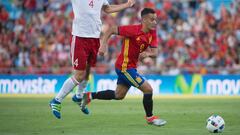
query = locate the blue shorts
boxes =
[115,68,145,88]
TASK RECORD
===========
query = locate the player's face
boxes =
[144,13,157,30]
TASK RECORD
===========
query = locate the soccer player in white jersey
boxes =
[49,0,136,119]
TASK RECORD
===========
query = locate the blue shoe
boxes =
[80,93,91,113]
[72,94,90,115]
[49,99,61,119]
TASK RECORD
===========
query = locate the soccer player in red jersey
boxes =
[49,0,136,119]
[81,8,167,126]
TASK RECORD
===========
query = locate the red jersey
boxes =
[115,24,158,71]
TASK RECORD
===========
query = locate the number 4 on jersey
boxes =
[89,0,94,8]
[73,58,79,67]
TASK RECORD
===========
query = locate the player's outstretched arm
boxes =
[99,26,118,56]
[103,0,135,13]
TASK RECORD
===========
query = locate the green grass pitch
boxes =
[0,95,240,135]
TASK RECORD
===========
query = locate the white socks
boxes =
[76,80,88,99]
[55,77,79,102]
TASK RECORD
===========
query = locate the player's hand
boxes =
[139,52,148,60]
[98,44,107,56]
[127,0,135,7]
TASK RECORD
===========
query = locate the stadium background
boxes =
[0,0,239,75]
[0,0,240,135]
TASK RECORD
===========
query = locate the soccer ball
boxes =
[206,115,225,133]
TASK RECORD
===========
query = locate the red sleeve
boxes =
[150,30,158,48]
[118,25,139,37]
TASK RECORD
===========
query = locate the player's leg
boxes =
[74,63,90,99]
[55,70,85,102]
[138,80,167,126]
[138,81,153,117]
[80,70,131,109]
[86,68,138,101]
[71,37,101,114]
[84,84,130,100]
[49,69,85,119]
[119,68,166,126]
[91,74,131,100]
[72,64,91,100]
[49,36,88,119]
[72,64,90,114]
[114,84,130,99]
[76,38,101,113]
[80,84,130,111]
[81,68,136,105]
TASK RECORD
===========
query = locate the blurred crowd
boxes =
[0,0,240,75]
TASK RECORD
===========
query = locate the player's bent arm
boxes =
[139,47,158,60]
[102,25,118,45]
[103,0,135,13]
[99,26,118,56]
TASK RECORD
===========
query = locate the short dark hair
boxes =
[141,8,156,17]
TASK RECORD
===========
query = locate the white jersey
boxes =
[71,0,109,38]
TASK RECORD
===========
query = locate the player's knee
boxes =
[74,75,84,82]
[144,87,153,94]
[73,72,85,82]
